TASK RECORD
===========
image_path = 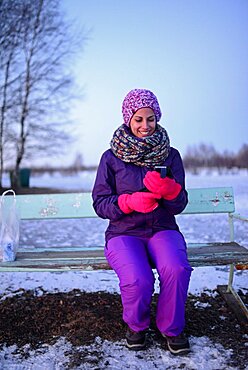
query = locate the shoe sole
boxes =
[167,343,190,356]
[126,339,146,351]
[162,333,190,356]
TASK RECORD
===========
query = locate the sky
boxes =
[60,0,248,167]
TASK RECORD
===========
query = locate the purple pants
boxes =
[105,230,193,336]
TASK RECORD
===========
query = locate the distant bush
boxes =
[183,143,248,171]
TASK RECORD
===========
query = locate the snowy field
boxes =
[0,170,248,369]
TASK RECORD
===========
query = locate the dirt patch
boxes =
[0,289,247,368]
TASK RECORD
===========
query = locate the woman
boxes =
[92,89,193,355]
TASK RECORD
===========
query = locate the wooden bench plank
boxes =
[13,242,248,261]
[0,242,247,272]
[2,187,235,219]
[183,187,235,214]
[3,193,96,219]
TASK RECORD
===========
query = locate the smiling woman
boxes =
[92,88,192,355]
[130,108,156,138]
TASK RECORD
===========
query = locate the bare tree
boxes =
[183,143,246,172]
[236,144,248,169]
[0,0,22,186]
[72,152,84,172]
[0,0,86,188]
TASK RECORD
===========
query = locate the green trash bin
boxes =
[19,168,31,187]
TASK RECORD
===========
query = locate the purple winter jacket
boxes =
[92,147,188,244]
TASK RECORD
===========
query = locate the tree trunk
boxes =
[0,55,12,187]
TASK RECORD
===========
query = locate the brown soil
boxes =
[0,289,247,369]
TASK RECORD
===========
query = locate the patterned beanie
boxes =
[122,88,162,126]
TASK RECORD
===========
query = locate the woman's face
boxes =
[130,107,156,138]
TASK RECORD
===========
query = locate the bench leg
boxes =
[227,263,234,293]
[217,264,248,324]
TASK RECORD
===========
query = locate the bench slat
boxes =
[0,242,247,272]
[183,187,235,214]
[5,193,96,219]
[2,187,235,220]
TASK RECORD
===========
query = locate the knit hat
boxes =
[122,88,162,126]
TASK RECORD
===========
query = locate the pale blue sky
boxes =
[61,0,248,166]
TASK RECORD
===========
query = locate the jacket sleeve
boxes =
[160,150,188,215]
[92,152,124,221]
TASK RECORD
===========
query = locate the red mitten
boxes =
[143,171,182,200]
[118,192,161,214]
[118,194,133,214]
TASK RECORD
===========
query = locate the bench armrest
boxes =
[228,213,248,242]
[230,213,248,222]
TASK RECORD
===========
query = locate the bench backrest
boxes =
[2,187,235,220]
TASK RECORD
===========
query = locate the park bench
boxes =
[0,187,248,320]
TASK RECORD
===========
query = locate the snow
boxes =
[0,171,248,369]
[0,336,238,370]
[0,265,246,301]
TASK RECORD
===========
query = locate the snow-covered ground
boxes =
[0,266,247,370]
[0,170,247,369]
[0,335,241,370]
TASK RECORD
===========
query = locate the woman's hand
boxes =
[143,171,181,200]
[118,192,161,214]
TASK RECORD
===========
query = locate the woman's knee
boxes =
[159,262,192,282]
[120,267,155,295]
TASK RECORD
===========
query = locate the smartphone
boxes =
[155,166,167,178]
[140,166,172,192]
[155,166,173,179]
